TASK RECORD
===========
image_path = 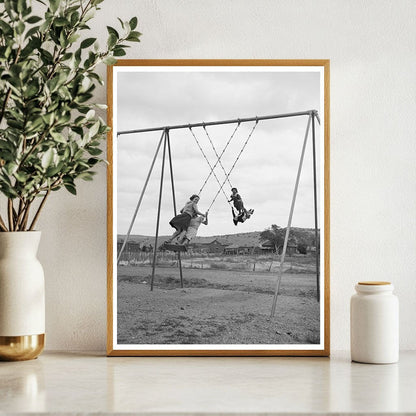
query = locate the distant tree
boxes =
[297,243,308,255]
[260,224,285,253]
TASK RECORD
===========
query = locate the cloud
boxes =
[115,69,322,235]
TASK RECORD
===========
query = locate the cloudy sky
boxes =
[114,67,322,237]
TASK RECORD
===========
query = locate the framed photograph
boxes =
[107,60,330,356]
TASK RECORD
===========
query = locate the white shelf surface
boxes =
[0,351,415,414]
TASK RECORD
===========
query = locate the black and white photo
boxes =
[107,60,330,356]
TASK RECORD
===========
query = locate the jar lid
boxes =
[358,281,391,285]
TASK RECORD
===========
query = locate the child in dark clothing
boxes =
[228,187,245,214]
[229,187,254,225]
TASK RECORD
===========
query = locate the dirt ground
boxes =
[117,264,320,345]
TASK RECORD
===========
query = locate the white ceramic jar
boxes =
[350,281,399,364]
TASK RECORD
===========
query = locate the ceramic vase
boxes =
[350,281,399,364]
[0,231,45,360]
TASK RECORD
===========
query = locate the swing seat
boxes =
[163,243,187,252]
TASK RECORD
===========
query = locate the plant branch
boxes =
[7,199,14,231]
[0,213,8,231]
[29,189,50,231]
[20,199,33,231]
[14,199,24,231]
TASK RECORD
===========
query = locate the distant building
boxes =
[223,243,266,255]
[117,237,148,261]
[190,238,227,254]
[223,244,239,255]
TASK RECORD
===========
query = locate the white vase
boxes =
[350,281,399,364]
[0,231,45,360]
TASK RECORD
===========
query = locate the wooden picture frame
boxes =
[107,60,330,356]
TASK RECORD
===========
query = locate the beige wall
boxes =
[36,0,416,351]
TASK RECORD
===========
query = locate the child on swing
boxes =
[178,212,208,246]
[228,187,245,214]
[164,194,205,245]
[229,187,254,225]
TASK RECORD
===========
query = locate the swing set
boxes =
[117,109,320,317]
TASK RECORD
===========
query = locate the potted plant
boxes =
[0,0,140,360]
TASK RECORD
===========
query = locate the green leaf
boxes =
[78,171,95,181]
[17,0,27,14]
[74,148,84,159]
[117,17,125,29]
[80,76,92,92]
[14,171,28,183]
[106,26,119,39]
[0,141,14,152]
[71,126,84,136]
[5,162,18,176]
[103,56,117,65]
[45,165,62,177]
[16,21,25,35]
[126,32,141,42]
[85,109,95,120]
[42,112,55,125]
[64,183,77,195]
[68,33,80,44]
[54,17,69,27]
[70,11,80,26]
[129,17,138,30]
[4,1,16,19]
[88,120,100,138]
[40,49,54,63]
[0,20,13,35]
[26,15,42,24]
[23,83,39,98]
[83,9,95,22]
[107,33,117,49]
[7,119,24,129]
[25,117,44,133]
[50,131,67,143]
[49,0,60,13]
[41,148,54,169]
[0,183,18,198]
[80,37,96,49]
[113,47,126,57]
[87,147,102,156]
[48,76,60,92]
[87,158,99,166]
[63,147,71,160]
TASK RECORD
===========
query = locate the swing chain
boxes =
[188,126,231,203]
[203,124,231,190]
[206,119,259,212]
[202,123,239,191]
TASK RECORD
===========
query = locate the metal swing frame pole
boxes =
[166,129,184,288]
[117,110,313,136]
[271,114,312,317]
[311,113,320,302]
[117,130,165,264]
[150,130,168,291]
